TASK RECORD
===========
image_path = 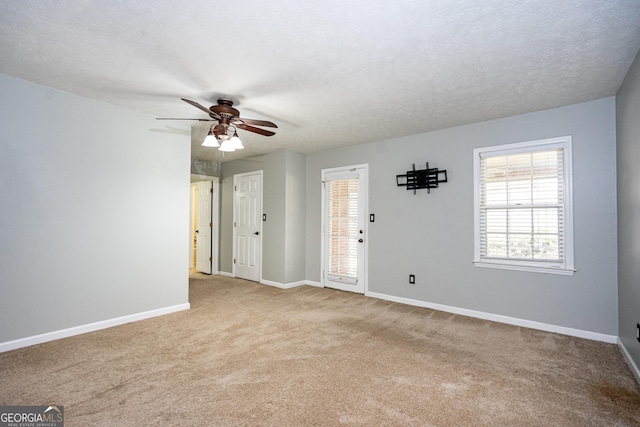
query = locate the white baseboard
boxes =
[305,280,323,288]
[0,303,190,353]
[366,291,617,344]
[261,278,301,289]
[260,279,323,289]
[618,339,640,385]
[217,273,319,289]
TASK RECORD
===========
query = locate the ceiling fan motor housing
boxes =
[211,98,240,122]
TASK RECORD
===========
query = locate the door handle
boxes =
[253,231,260,236]
[358,238,364,243]
[195,230,199,234]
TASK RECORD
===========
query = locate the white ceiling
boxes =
[1,1,639,163]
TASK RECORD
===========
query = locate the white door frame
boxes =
[321,164,369,294]
[189,182,197,269]
[189,175,220,275]
[195,180,213,274]
[232,170,263,281]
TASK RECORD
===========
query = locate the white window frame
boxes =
[473,136,575,275]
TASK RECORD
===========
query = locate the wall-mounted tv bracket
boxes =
[396,162,448,194]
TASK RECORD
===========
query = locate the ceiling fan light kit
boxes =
[158,98,277,153]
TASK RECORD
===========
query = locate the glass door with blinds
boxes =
[321,165,368,294]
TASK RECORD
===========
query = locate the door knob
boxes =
[195,230,199,234]
[358,238,364,243]
[253,231,260,236]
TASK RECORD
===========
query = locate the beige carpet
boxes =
[1,273,639,426]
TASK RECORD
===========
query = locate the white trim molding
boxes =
[0,303,190,353]
[473,260,576,276]
[618,339,640,385]
[305,280,323,288]
[260,279,324,289]
[260,279,305,289]
[366,290,616,344]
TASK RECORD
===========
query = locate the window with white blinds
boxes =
[327,178,359,282]
[473,137,574,275]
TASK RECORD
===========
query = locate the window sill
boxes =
[472,260,575,276]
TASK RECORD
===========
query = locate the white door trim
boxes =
[211,176,220,275]
[195,180,213,274]
[321,164,369,294]
[232,170,263,281]
[189,182,197,269]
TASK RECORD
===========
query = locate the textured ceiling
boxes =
[1,1,639,163]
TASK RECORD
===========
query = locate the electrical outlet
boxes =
[637,323,640,343]
[409,274,415,284]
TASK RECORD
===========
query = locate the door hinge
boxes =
[209,222,212,227]
[234,259,236,264]
[210,188,213,193]
[234,185,237,191]
[209,257,212,262]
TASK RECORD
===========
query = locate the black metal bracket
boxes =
[396,162,448,194]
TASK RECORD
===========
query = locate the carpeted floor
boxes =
[1,273,639,426]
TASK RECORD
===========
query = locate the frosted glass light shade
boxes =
[202,134,220,147]
[219,139,236,152]
[230,134,244,150]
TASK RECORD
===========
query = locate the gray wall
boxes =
[220,150,306,284]
[284,150,307,283]
[0,74,190,343]
[616,49,640,368]
[306,97,618,335]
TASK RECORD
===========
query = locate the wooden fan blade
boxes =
[235,117,278,128]
[181,98,212,114]
[237,123,276,137]
[181,98,222,119]
[156,117,214,121]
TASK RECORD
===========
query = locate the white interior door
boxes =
[195,180,212,274]
[234,171,262,282]
[322,165,368,294]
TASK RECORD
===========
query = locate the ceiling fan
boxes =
[157,98,278,151]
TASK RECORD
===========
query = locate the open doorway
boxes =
[189,176,219,274]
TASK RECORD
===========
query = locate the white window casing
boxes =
[473,136,575,275]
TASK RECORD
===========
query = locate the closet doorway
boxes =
[190,176,219,274]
